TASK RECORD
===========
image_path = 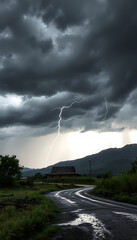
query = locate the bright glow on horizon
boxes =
[68,131,124,159]
[1,129,136,168]
[129,130,137,143]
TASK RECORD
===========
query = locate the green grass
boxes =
[92,172,137,204]
[46,176,97,185]
[0,183,70,240]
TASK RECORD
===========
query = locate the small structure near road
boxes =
[45,166,80,178]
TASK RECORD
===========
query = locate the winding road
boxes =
[46,187,137,240]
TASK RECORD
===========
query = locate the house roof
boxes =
[51,166,76,175]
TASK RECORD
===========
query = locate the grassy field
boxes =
[92,172,137,204]
[45,176,97,185]
[0,183,74,240]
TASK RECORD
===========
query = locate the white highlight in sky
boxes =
[0,94,22,107]
[129,130,137,143]
[2,129,135,168]
[68,131,123,159]
[9,95,22,106]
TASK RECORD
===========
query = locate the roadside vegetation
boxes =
[92,159,137,205]
[0,183,63,240]
[0,155,76,240]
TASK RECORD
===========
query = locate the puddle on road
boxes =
[113,211,137,222]
[58,213,112,240]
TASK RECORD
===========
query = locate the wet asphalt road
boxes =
[46,187,137,240]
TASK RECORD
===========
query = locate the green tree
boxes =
[33,172,44,180]
[103,171,112,179]
[129,157,137,173]
[0,155,23,186]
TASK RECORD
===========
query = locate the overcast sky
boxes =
[0,0,137,168]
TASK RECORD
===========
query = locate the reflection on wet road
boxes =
[46,187,137,240]
[59,213,112,240]
[55,190,76,204]
[113,211,137,222]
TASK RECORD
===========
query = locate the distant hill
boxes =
[22,167,32,172]
[22,144,137,177]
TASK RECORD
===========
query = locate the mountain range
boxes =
[22,144,137,177]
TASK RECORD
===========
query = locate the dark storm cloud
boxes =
[27,36,53,53]
[0,0,137,132]
[40,0,102,31]
[91,0,137,102]
[0,93,85,127]
[0,0,101,96]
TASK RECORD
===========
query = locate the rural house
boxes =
[45,166,80,178]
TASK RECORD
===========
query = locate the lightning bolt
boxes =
[98,97,109,133]
[45,100,83,167]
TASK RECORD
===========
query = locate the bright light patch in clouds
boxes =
[8,95,22,106]
[0,95,22,107]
